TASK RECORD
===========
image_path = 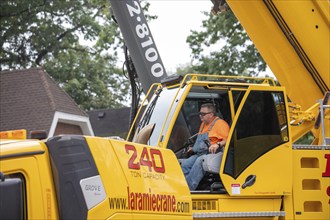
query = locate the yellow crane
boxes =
[1,1,329,219]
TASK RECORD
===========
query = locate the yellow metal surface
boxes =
[181,74,277,87]
[191,194,281,212]
[0,137,192,219]
[220,85,293,197]
[289,102,319,142]
[85,136,192,219]
[0,141,58,219]
[226,0,330,110]
[1,1,330,219]
[292,149,330,219]
[273,0,329,90]
[218,198,281,212]
[0,139,45,158]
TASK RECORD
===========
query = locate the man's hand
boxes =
[209,144,219,154]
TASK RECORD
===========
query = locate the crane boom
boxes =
[218,0,329,110]
[109,0,168,93]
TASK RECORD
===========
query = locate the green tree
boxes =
[186,9,266,76]
[44,47,129,110]
[1,0,117,68]
[0,0,139,110]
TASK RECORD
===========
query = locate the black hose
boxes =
[124,45,139,140]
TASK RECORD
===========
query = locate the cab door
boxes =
[221,86,292,197]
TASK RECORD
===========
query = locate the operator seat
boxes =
[198,152,227,193]
[202,151,223,174]
[198,112,230,193]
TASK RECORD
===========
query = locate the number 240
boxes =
[125,145,165,173]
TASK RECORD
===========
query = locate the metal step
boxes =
[193,211,285,218]
[293,144,330,150]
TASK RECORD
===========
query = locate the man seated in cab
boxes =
[180,103,229,190]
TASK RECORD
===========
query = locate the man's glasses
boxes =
[199,112,212,116]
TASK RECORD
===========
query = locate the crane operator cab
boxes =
[172,92,231,193]
[130,74,292,197]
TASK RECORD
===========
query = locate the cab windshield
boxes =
[134,87,180,146]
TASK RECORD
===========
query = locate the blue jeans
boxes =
[184,155,207,190]
[181,154,199,175]
[181,151,224,190]
[181,132,210,190]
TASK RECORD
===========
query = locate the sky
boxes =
[146,1,212,73]
[117,0,273,77]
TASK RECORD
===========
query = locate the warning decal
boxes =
[231,184,240,195]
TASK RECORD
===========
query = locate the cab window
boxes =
[134,87,180,146]
[224,91,289,178]
[168,89,231,154]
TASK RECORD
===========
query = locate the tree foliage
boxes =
[1,0,116,68]
[186,9,266,76]
[0,0,135,110]
[44,47,129,110]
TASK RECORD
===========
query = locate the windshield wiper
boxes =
[137,88,162,132]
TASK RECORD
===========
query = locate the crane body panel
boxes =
[1,1,329,219]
